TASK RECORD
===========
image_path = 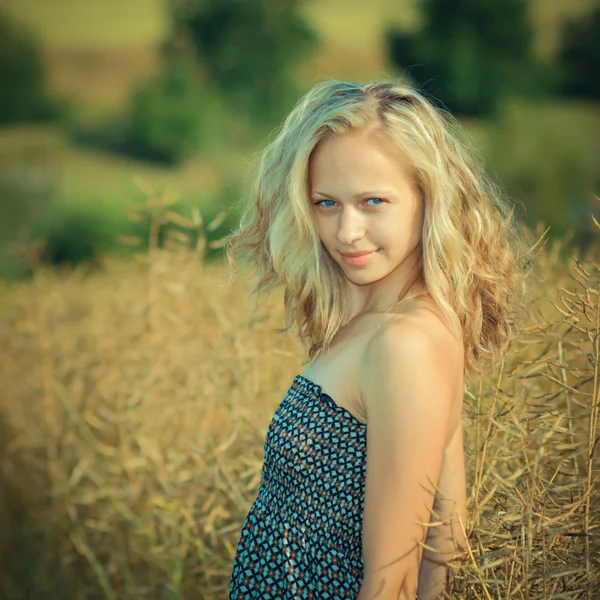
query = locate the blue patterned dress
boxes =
[228,374,368,599]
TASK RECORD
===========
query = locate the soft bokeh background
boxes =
[0,0,598,276]
[1,1,600,599]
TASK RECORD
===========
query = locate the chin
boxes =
[342,271,380,286]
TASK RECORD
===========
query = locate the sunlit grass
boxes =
[0,194,599,598]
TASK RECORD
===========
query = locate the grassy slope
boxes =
[3,0,596,52]
[0,0,169,45]
[4,0,597,104]
[0,125,223,206]
[0,0,597,208]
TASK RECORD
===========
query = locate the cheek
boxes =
[314,218,332,243]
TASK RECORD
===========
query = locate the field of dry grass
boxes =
[1,194,599,598]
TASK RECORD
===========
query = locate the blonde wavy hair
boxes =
[226,80,542,375]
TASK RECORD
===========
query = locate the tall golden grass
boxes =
[0,189,599,599]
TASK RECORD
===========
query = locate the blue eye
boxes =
[313,198,385,208]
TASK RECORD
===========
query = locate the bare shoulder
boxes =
[360,299,464,450]
[368,297,463,369]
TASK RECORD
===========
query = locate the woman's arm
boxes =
[417,486,468,598]
[356,319,463,600]
[417,428,468,599]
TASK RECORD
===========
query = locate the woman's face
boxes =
[308,126,424,287]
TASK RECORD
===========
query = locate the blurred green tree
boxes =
[0,10,53,124]
[126,58,210,164]
[386,0,546,116]
[557,5,600,100]
[73,58,220,165]
[167,0,318,126]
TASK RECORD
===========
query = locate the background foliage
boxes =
[386,0,547,116]
[557,4,600,100]
[168,0,319,125]
[0,0,598,278]
[0,10,56,124]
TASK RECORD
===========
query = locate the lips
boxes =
[340,250,377,257]
[340,249,379,267]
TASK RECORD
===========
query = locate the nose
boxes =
[336,207,365,246]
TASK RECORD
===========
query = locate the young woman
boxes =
[225,80,537,600]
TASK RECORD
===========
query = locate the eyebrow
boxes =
[311,190,395,200]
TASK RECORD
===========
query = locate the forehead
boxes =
[308,127,413,190]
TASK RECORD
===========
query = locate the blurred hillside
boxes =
[2,0,597,109]
[0,0,598,280]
